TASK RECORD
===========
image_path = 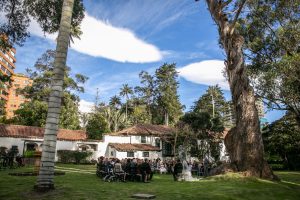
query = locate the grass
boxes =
[0,164,299,200]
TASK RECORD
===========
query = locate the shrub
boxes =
[24,151,35,158]
[57,150,93,164]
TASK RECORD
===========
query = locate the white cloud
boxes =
[28,13,162,63]
[79,99,94,113]
[178,60,229,90]
[28,17,58,41]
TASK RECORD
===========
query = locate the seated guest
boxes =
[114,159,126,181]
[173,159,183,181]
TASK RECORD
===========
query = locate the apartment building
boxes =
[6,73,31,118]
[0,48,16,101]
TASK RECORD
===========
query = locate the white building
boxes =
[0,123,228,162]
[102,124,175,160]
[0,124,175,161]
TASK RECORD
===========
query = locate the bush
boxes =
[270,163,285,170]
[24,151,35,158]
[57,150,93,164]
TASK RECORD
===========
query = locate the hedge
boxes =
[57,150,93,164]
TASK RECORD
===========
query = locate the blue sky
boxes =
[10,0,284,122]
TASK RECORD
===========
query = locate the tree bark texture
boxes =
[205,0,275,179]
[35,0,74,191]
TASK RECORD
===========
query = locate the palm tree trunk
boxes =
[165,111,169,126]
[205,0,275,179]
[35,0,74,191]
[125,98,128,121]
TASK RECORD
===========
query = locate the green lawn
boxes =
[0,164,299,200]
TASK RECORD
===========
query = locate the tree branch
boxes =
[230,0,247,35]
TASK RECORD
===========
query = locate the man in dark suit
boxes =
[140,159,151,183]
[173,159,183,181]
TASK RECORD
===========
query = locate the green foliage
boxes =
[0,71,11,118]
[240,0,300,124]
[57,150,92,164]
[12,50,88,129]
[129,105,151,125]
[109,95,122,110]
[262,113,300,170]
[59,93,81,130]
[86,112,109,139]
[0,0,30,49]
[0,0,85,49]
[154,63,183,125]
[13,100,48,127]
[193,85,233,128]
[175,85,226,161]
[23,150,35,158]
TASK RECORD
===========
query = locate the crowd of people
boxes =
[96,156,210,183]
[0,146,24,169]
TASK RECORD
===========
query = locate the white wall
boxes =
[0,135,165,161]
[0,137,25,154]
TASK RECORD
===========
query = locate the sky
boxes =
[7,0,284,122]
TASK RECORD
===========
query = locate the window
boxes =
[155,138,160,147]
[127,152,134,157]
[141,136,146,143]
[162,141,173,156]
[143,152,149,157]
[110,151,114,156]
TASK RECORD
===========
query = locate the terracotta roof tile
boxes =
[109,124,175,136]
[108,143,160,152]
[0,124,86,141]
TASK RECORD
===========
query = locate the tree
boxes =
[0,0,30,49]
[109,95,122,110]
[86,112,109,140]
[102,105,125,132]
[35,0,75,191]
[129,105,151,125]
[155,63,183,126]
[0,71,11,120]
[13,50,87,129]
[119,84,133,122]
[238,0,300,125]
[193,85,232,127]
[262,112,300,170]
[177,111,224,161]
[0,0,84,49]
[135,71,156,122]
[13,100,48,127]
[203,0,275,179]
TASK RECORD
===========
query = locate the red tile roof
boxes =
[0,124,87,141]
[109,124,175,136]
[108,143,160,152]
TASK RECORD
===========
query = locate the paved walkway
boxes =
[55,166,95,174]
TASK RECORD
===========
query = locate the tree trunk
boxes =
[205,0,275,179]
[35,0,74,191]
[165,111,169,126]
[125,98,128,122]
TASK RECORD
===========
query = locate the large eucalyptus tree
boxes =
[202,0,275,179]
[35,0,75,191]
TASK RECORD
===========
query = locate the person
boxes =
[159,161,167,174]
[140,159,151,183]
[16,153,24,167]
[114,159,126,181]
[203,158,209,177]
[173,159,183,181]
[0,148,8,168]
